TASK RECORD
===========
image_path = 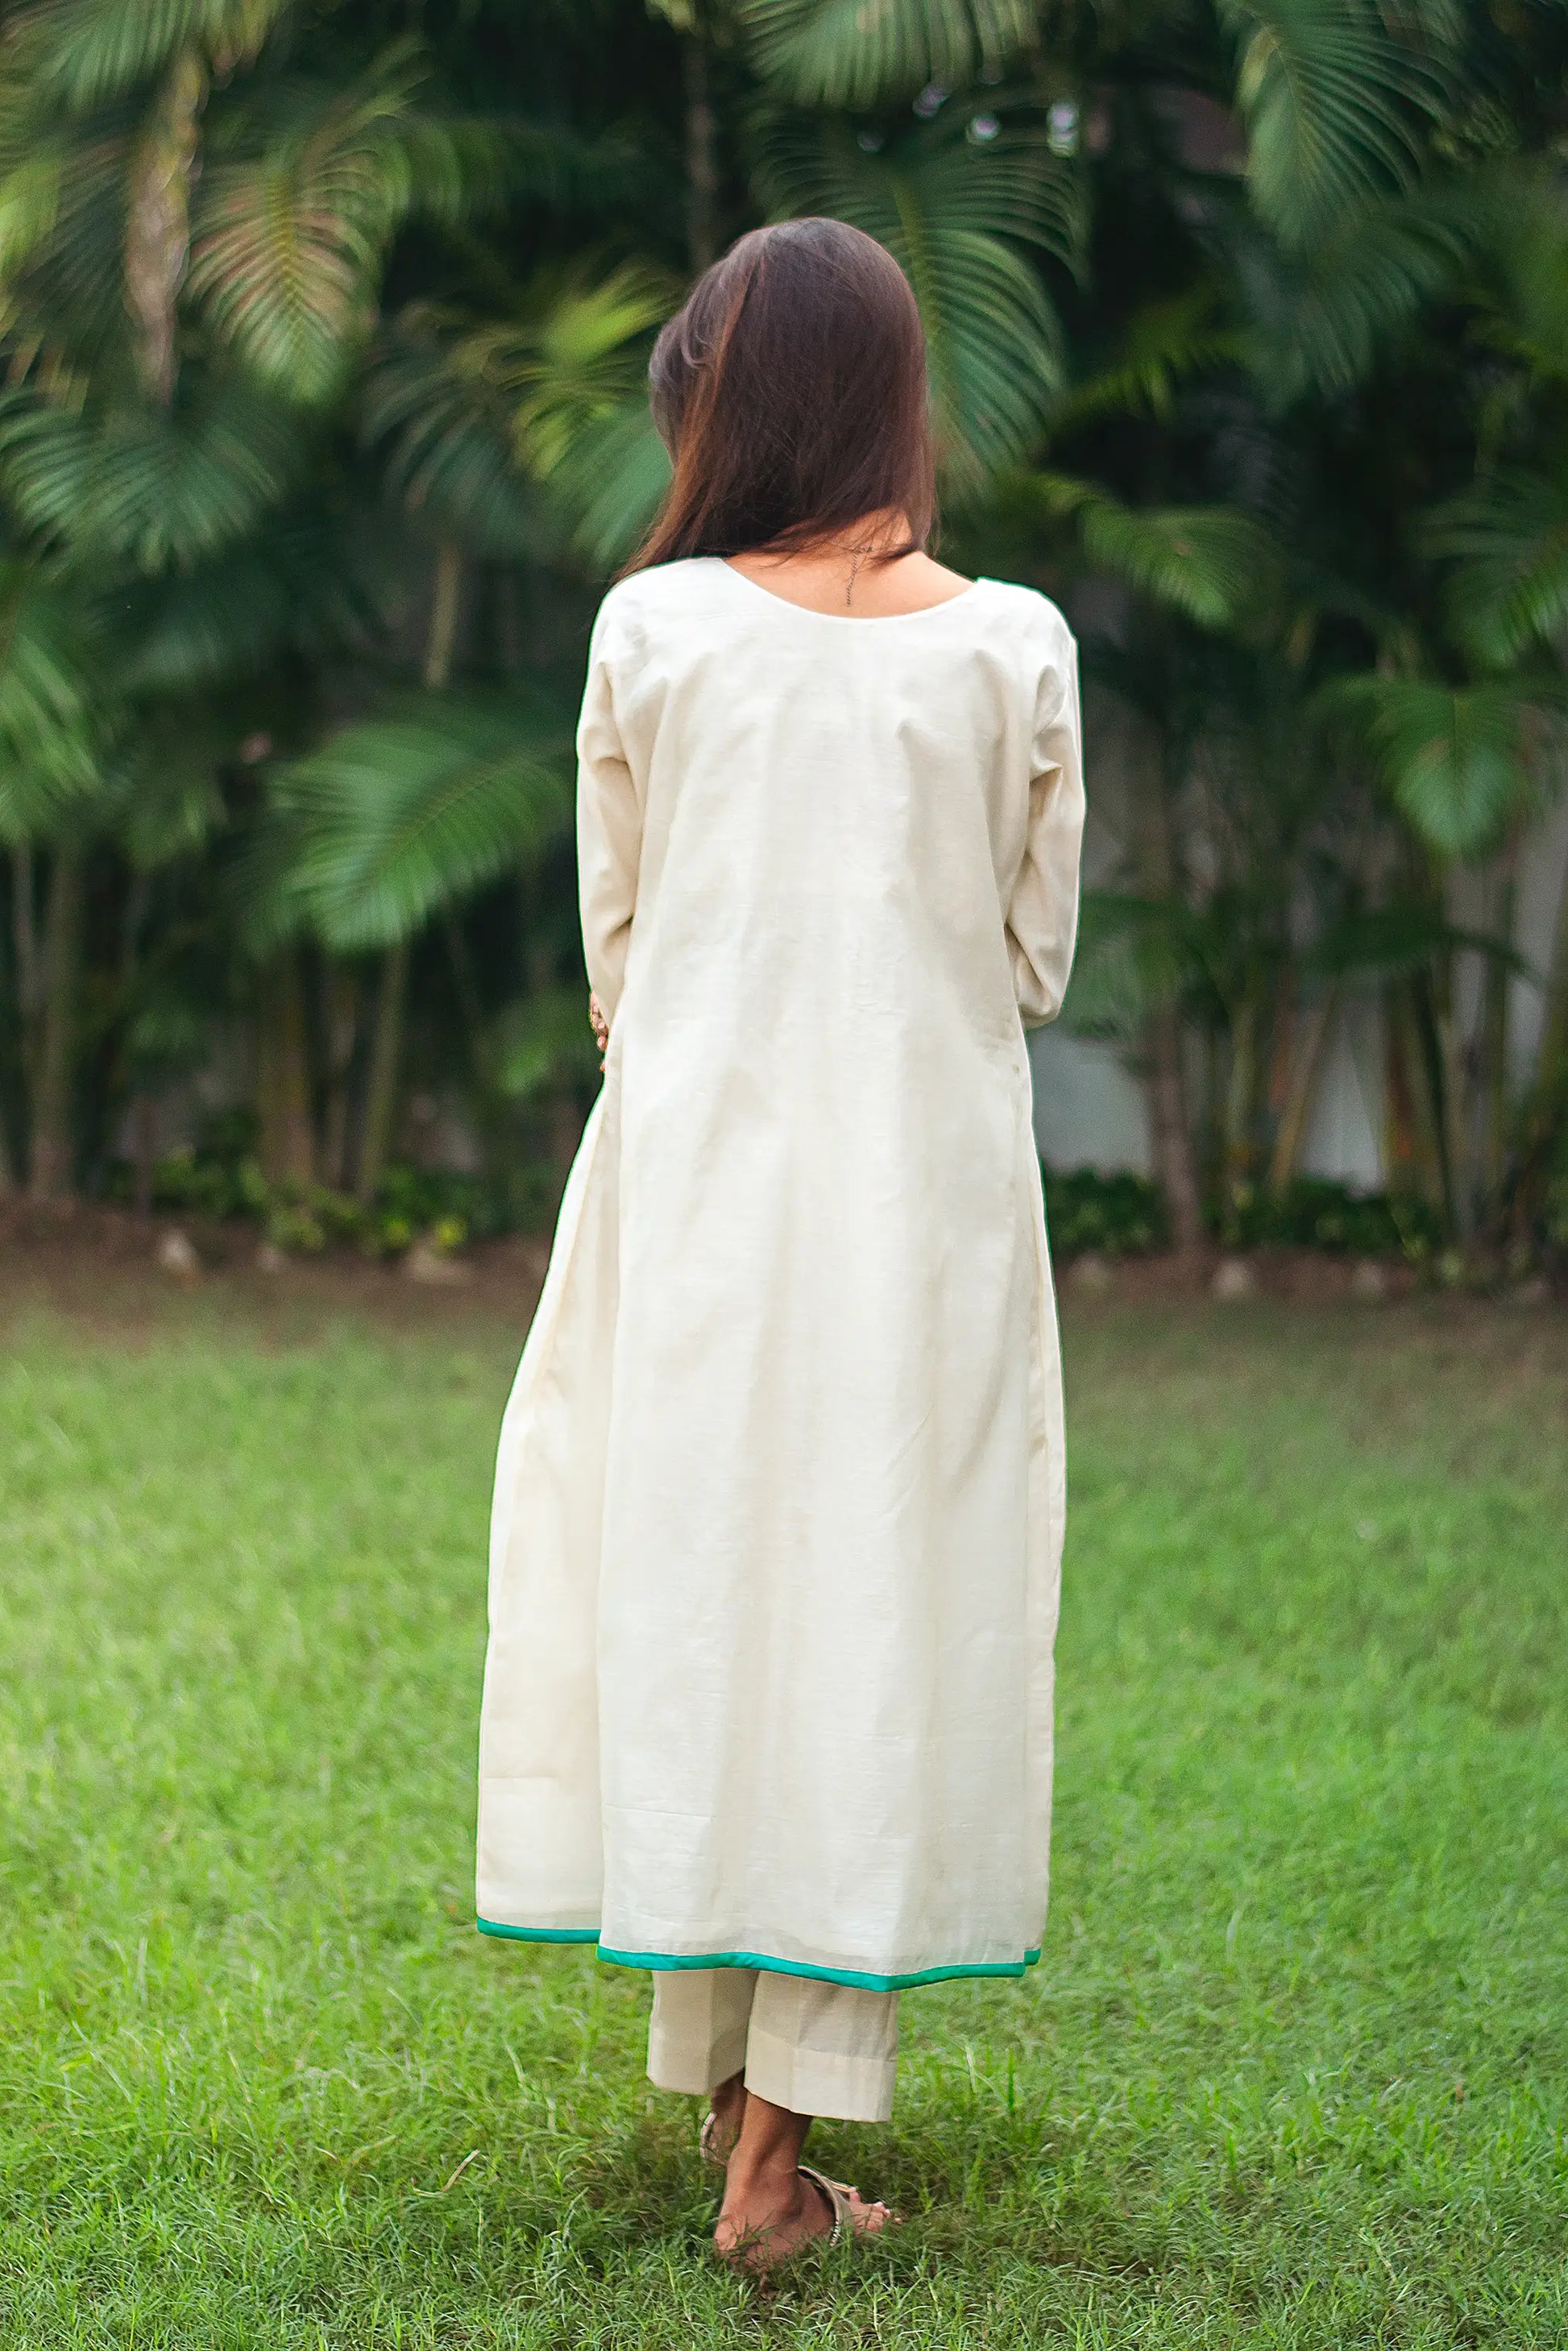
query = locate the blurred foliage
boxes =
[0,0,1564,1271]
[1043,1165,1168,1258]
[1217,1176,1446,1258]
[1043,1163,1446,1260]
[103,1110,554,1250]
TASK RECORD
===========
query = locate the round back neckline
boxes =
[715,557,987,626]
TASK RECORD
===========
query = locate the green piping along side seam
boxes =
[476,1919,1041,1992]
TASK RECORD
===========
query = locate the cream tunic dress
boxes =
[478,555,1085,1992]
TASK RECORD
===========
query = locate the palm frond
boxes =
[0,134,67,282]
[105,710,228,867]
[466,263,676,480]
[119,974,215,1080]
[272,688,575,952]
[0,379,306,570]
[1042,291,1245,439]
[756,114,1077,484]
[0,561,103,835]
[1217,0,1455,248]
[361,309,547,558]
[1241,185,1479,400]
[1426,470,1568,670]
[740,0,1035,107]
[0,115,134,367]
[365,266,675,566]
[1061,889,1196,1039]
[485,985,600,1100]
[1325,674,1557,859]
[189,50,510,404]
[537,393,673,573]
[108,509,380,695]
[1305,898,1524,982]
[1012,475,1286,636]
[1466,178,1568,386]
[2,0,288,113]
[226,800,307,956]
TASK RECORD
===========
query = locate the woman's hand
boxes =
[588,992,610,1069]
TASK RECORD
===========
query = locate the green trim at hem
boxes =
[476,1918,1041,1992]
[476,1921,598,1945]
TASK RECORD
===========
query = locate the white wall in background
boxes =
[1296,996,1384,1190]
[1030,1027,1150,1172]
[1030,797,1566,1192]
[1510,790,1568,1083]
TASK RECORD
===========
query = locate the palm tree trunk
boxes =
[320,964,360,1192]
[1145,1002,1205,1255]
[1267,983,1338,1197]
[1394,979,1450,1220]
[1382,983,1419,1201]
[5,845,38,1194]
[350,541,464,1208]
[1511,837,1568,1233]
[12,843,39,1052]
[683,34,718,272]
[131,1091,159,1217]
[125,47,206,406]
[28,848,85,1202]
[256,952,316,1188]
[1433,981,1472,1243]
[1481,858,1516,1229]
[355,942,407,1207]
[0,1030,16,1195]
[424,541,463,694]
[443,911,485,1058]
[1220,986,1259,1219]
[1133,736,1204,1257]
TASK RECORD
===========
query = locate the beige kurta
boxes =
[478,556,1085,1990]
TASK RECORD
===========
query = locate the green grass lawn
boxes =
[2,1283,1566,2347]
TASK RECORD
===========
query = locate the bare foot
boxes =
[715,2163,893,2270]
[700,2071,746,2165]
[712,2084,894,2269]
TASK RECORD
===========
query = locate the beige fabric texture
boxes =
[477,556,1085,1984]
[647,1966,899,2124]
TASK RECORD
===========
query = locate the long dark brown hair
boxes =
[625,218,936,575]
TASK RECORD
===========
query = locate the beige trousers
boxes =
[646,1967,898,2123]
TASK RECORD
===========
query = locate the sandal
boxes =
[797,2162,898,2246]
[699,2076,748,2167]
[716,2166,897,2270]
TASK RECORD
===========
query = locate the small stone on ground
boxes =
[404,1239,473,1287]
[156,1229,200,1282]
[1211,1257,1257,1302]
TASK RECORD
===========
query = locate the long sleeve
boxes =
[575,618,642,1022]
[1006,625,1085,1026]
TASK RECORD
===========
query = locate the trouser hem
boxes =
[742,2023,897,2124]
[647,2017,749,2096]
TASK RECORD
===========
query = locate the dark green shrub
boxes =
[1043,1167,1168,1257]
[1219,1178,1443,1258]
[102,1112,558,1253]
[1041,1165,1446,1261]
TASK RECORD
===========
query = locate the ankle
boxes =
[725,2146,803,2197]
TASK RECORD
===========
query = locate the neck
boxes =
[749,510,913,566]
